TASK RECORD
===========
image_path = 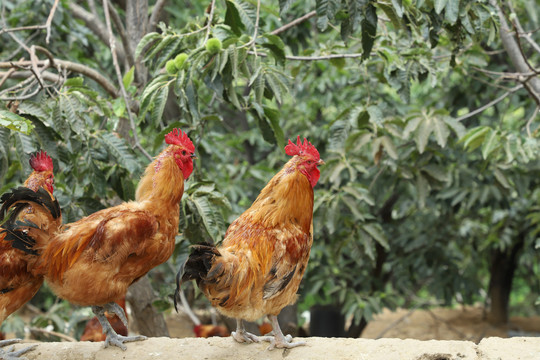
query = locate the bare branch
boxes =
[29,327,77,342]
[506,1,540,56]
[270,10,317,36]
[44,0,60,44]
[108,0,135,68]
[525,106,539,137]
[491,0,540,105]
[148,0,168,32]
[203,0,216,44]
[455,85,524,122]
[0,59,118,97]
[102,0,152,161]
[68,2,127,64]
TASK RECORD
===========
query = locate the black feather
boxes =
[0,287,14,294]
[0,187,61,221]
[0,220,39,255]
[174,242,221,313]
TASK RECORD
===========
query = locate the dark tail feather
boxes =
[174,243,221,312]
[0,220,41,255]
[0,187,61,221]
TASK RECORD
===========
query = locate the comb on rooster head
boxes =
[285,136,320,161]
[29,150,53,172]
[165,128,195,153]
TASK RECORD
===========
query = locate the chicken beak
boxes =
[190,154,197,159]
[317,159,325,166]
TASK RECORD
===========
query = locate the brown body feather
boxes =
[36,151,185,306]
[197,156,314,321]
[0,167,59,324]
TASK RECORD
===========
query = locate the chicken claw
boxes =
[264,315,306,350]
[231,319,260,344]
[0,339,37,360]
[92,303,147,351]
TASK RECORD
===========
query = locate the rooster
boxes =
[176,136,323,349]
[0,151,59,359]
[5,129,195,350]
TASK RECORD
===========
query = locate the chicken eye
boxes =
[182,150,187,156]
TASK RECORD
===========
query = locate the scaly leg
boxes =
[231,319,260,344]
[265,314,306,350]
[0,339,37,360]
[92,303,146,350]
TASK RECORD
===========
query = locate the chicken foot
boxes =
[0,339,37,360]
[260,315,306,350]
[231,319,261,344]
[92,302,147,350]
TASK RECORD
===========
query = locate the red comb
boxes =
[285,136,320,160]
[164,128,195,152]
[29,150,53,172]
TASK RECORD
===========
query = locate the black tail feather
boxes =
[174,243,221,313]
[0,220,40,255]
[0,187,61,221]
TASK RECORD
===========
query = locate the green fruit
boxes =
[205,38,222,55]
[165,60,177,75]
[174,53,188,70]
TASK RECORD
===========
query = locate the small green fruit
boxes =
[165,60,177,75]
[174,53,189,70]
[205,38,222,55]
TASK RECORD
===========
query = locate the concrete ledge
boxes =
[9,336,540,360]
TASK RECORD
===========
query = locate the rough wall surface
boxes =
[8,336,540,360]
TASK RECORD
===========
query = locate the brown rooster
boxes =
[0,151,59,359]
[177,136,323,349]
[5,129,195,350]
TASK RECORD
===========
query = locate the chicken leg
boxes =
[0,339,37,360]
[92,302,146,350]
[231,319,261,344]
[263,314,306,350]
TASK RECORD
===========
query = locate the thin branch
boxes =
[248,50,365,61]
[239,0,261,56]
[203,0,216,44]
[102,0,152,161]
[506,1,540,55]
[0,59,118,97]
[525,106,539,137]
[148,0,168,32]
[107,0,134,67]
[0,67,16,88]
[68,2,127,64]
[455,84,524,122]
[29,327,77,342]
[44,0,60,44]
[270,10,317,35]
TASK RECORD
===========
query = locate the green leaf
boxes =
[434,0,448,14]
[391,0,403,17]
[135,32,161,60]
[63,77,84,87]
[98,132,139,173]
[445,0,460,24]
[278,0,293,14]
[0,111,34,135]
[433,117,450,148]
[481,129,500,159]
[415,117,433,153]
[225,0,245,35]
[263,106,285,149]
[150,86,169,127]
[493,167,511,189]
[361,4,377,60]
[380,135,398,160]
[460,126,490,152]
[123,67,135,89]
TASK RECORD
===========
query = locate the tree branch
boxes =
[455,84,524,122]
[270,10,317,35]
[148,0,168,32]
[68,2,127,64]
[44,0,60,44]
[491,0,540,105]
[107,0,135,68]
[0,59,118,97]
[102,0,152,160]
[0,0,59,44]
[203,0,216,44]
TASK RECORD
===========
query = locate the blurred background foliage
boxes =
[0,0,538,339]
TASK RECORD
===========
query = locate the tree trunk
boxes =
[126,275,170,336]
[486,234,525,324]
